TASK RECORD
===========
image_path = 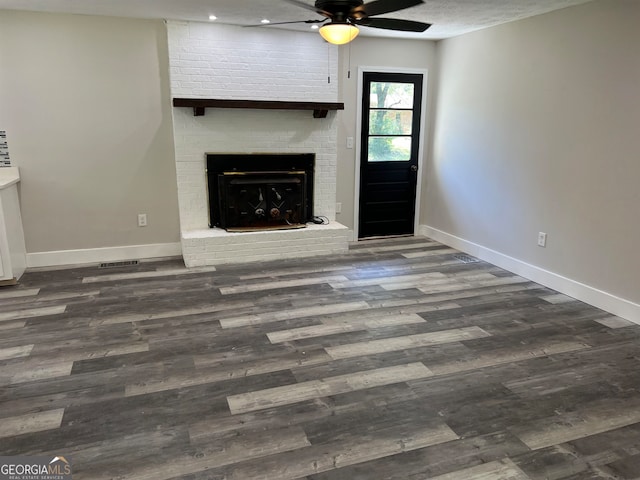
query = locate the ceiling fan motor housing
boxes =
[283,0,430,33]
[315,0,367,20]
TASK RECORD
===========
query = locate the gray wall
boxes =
[0,11,179,254]
[337,37,437,234]
[426,0,640,304]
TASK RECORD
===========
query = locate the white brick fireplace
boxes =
[167,21,349,266]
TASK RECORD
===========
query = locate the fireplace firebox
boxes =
[217,171,306,231]
[206,153,314,231]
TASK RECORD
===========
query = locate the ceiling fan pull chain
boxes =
[348,40,352,79]
[328,43,331,84]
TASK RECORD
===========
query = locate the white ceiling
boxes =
[0,0,595,40]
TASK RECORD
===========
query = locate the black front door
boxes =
[358,72,423,239]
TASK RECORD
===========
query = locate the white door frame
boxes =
[353,66,429,240]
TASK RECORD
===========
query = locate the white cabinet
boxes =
[0,167,26,284]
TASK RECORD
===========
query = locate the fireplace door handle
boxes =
[410,165,418,172]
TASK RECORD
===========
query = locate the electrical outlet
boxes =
[346,137,354,149]
[336,202,342,214]
[537,232,547,247]
[138,213,148,227]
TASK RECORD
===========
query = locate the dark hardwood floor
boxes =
[1,236,639,479]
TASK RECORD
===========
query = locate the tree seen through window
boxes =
[368,82,414,162]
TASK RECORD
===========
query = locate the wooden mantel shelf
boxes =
[172,98,344,118]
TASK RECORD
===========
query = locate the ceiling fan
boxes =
[253,0,431,45]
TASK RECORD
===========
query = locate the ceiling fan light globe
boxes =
[319,23,359,45]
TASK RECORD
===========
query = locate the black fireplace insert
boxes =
[206,153,315,231]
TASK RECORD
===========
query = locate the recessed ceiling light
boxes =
[261,19,271,24]
[209,15,217,21]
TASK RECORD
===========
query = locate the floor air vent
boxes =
[99,260,139,269]
[453,254,480,264]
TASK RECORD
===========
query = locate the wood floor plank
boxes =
[0,320,26,331]
[0,305,66,322]
[0,287,40,299]
[511,397,640,450]
[82,266,216,284]
[35,289,101,302]
[426,340,591,376]
[428,458,532,480]
[602,453,640,479]
[238,264,354,280]
[308,431,530,480]
[28,340,150,362]
[0,289,101,310]
[565,422,640,463]
[364,283,535,310]
[511,444,594,480]
[227,363,433,415]
[348,240,439,254]
[595,316,637,329]
[221,422,459,480]
[328,271,447,289]
[219,274,350,295]
[416,275,531,294]
[78,426,310,480]
[219,301,370,329]
[540,293,577,304]
[89,301,254,326]
[402,248,458,258]
[0,409,65,438]
[8,361,74,385]
[65,428,189,473]
[382,272,499,291]
[267,313,426,343]
[503,363,617,397]
[325,326,491,360]
[0,344,34,360]
[127,350,333,397]
[0,322,137,349]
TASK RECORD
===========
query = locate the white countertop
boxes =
[0,167,20,189]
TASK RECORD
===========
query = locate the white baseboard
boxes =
[26,242,183,269]
[419,225,640,325]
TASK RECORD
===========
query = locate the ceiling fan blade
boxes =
[359,0,424,17]
[357,17,431,32]
[244,19,326,27]
[282,0,332,17]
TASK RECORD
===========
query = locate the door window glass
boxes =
[368,137,411,161]
[368,82,415,163]
[370,82,414,108]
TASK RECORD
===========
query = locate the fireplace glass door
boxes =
[218,172,307,231]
